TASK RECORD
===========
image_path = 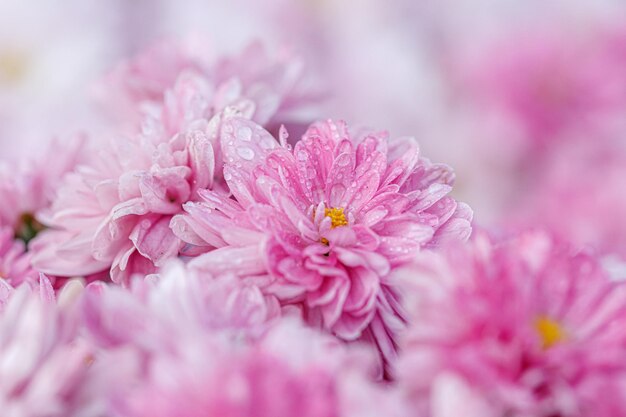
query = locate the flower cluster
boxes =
[2,9,626,416]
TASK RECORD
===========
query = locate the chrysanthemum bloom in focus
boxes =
[172,116,472,366]
[396,231,626,417]
[31,41,318,284]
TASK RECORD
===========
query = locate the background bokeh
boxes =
[2,0,626,258]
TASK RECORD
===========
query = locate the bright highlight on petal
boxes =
[535,315,566,349]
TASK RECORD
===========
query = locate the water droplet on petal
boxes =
[336,154,351,167]
[268,157,279,169]
[259,137,276,150]
[330,184,346,204]
[237,126,253,142]
[297,151,308,161]
[237,147,255,160]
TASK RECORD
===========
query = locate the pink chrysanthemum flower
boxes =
[451,24,626,162]
[172,116,472,365]
[81,261,407,417]
[0,226,37,287]
[82,263,406,417]
[512,139,626,258]
[82,261,280,347]
[100,39,320,135]
[31,124,216,285]
[0,137,85,242]
[0,138,85,291]
[112,320,408,417]
[396,231,626,417]
[32,42,319,285]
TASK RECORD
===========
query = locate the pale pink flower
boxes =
[112,320,408,417]
[0,136,85,241]
[396,231,626,417]
[82,263,405,417]
[82,261,280,348]
[0,286,103,417]
[454,25,626,153]
[31,122,215,284]
[0,137,86,291]
[0,226,36,288]
[511,138,626,259]
[0,268,55,312]
[172,116,472,366]
[81,261,406,417]
[100,39,320,134]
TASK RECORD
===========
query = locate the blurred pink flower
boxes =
[100,39,320,134]
[0,136,85,241]
[455,25,626,153]
[82,261,280,348]
[511,138,626,258]
[113,322,353,417]
[81,261,406,417]
[0,226,37,288]
[128,324,408,417]
[0,137,87,292]
[0,286,102,417]
[173,116,472,366]
[31,125,215,285]
[396,231,626,417]
[0,269,56,312]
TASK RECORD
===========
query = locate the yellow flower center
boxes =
[0,50,28,84]
[84,354,95,367]
[316,207,347,246]
[534,316,566,349]
[324,207,348,229]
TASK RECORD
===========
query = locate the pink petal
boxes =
[187,130,215,194]
[129,215,181,266]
